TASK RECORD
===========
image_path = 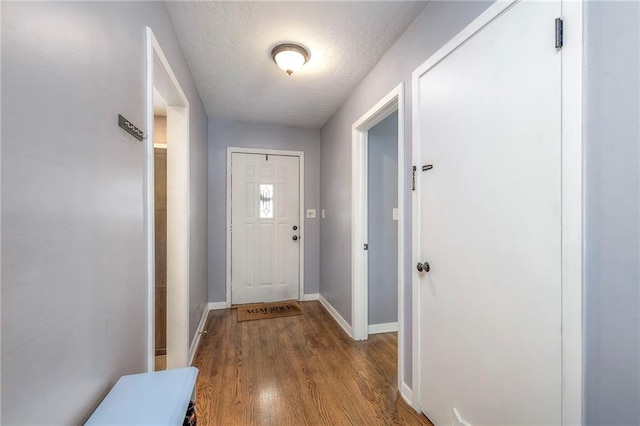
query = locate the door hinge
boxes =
[412,166,417,191]
[364,243,368,251]
[555,18,563,49]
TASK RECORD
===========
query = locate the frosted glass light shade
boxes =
[271,44,310,76]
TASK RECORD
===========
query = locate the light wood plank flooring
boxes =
[155,354,166,371]
[192,301,432,425]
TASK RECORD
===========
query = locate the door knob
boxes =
[293,225,298,231]
[292,235,298,241]
[417,262,430,272]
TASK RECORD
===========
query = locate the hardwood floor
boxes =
[192,301,432,425]
[155,354,167,371]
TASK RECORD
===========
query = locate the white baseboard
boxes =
[188,304,210,365]
[400,382,414,407]
[368,322,398,334]
[208,302,228,311]
[318,295,353,338]
[301,293,319,301]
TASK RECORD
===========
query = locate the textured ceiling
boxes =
[165,1,428,128]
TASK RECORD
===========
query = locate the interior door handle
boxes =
[417,262,430,272]
[292,235,298,241]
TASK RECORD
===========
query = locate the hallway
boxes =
[192,301,431,425]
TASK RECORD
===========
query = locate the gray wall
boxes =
[584,2,640,424]
[1,2,208,424]
[319,1,492,388]
[208,119,320,302]
[367,112,399,326]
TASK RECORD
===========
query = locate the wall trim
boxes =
[400,382,414,408]
[368,322,398,334]
[226,147,305,308]
[301,293,320,301]
[318,295,353,338]
[145,27,191,372]
[208,302,228,311]
[559,2,584,424]
[188,305,210,365]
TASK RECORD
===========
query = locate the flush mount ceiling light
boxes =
[271,43,310,76]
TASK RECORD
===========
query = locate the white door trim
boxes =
[558,2,584,422]
[145,28,191,372]
[226,147,305,307]
[410,1,583,423]
[351,83,406,391]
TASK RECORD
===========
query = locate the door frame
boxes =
[226,147,305,307]
[410,1,583,423]
[145,28,191,372]
[351,83,406,390]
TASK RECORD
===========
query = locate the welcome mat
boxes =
[236,300,303,322]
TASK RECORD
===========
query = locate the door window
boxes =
[259,184,274,219]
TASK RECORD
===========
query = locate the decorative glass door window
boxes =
[259,184,274,218]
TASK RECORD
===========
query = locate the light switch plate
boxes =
[307,209,316,219]
[392,208,399,221]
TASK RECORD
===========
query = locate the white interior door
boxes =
[415,2,562,424]
[231,153,300,304]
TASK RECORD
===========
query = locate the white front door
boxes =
[231,152,300,304]
[414,1,562,424]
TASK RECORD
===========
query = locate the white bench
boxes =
[85,367,198,426]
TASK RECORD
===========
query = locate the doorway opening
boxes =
[153,93,168,371]
[145,28,190,372]
[351,83,406,394]
[367,111,399,335]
